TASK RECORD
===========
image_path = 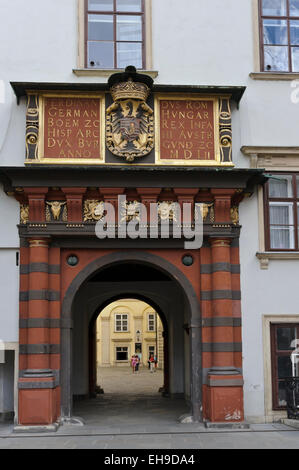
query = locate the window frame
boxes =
[114,312,129,332]
[270,322,299,410]
[147,312,156,332]
[259,0,299,72]
[264,172,299,251]
[115,345,129,361]
[85,0,146,69]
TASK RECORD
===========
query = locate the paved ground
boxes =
[96,365,164,395]
[1,367,299,449]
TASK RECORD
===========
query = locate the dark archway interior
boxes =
[89,262,171,283]
[88,288,169,400]
[62,251,200,423]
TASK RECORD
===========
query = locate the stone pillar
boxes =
[189,321,202,422]
[100,187,125,224]
[136,188,161,225]
[206,238,244,423]
[173,189,198,223]
[62,188,86,222]
[18,238,57,427]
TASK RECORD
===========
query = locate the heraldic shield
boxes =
[106,66,154,162]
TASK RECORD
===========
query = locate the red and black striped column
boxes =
[202,238,244,422]
[18,238,58,426]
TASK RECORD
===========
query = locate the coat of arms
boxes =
[106,66,154,162]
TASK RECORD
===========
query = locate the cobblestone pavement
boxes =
[96,366,164,394]
[0,367,299,449]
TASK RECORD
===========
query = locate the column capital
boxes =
[28,238,50,248]
[208,238,232,248]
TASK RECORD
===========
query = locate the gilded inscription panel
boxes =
[155,94,232,166]
[25,92,105,164]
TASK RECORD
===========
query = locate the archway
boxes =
[88,294,169,400]
[61,251,202,423]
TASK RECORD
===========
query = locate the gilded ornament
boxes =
[46,201,67,221]
[106,67,154,162]
[230,206,239,225]
[20,205,29,224]
[158,201,177,222]
[120,201,140,222]
[195,203,214,222]
[84,200,105,222]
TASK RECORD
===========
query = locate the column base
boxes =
[13,422,60,433]
[178,414,204,424]
[18,376,57,425]
[205,373,244,423]
[59,416,85,426]
[204,421,250,429]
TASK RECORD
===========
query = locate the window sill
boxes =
[73,68,159,79]
[250,72,299,81]
[256,251,299,269]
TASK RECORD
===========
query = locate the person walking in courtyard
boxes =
[134,355,140,374]
[131,354,137,373]
[149,354,155,373]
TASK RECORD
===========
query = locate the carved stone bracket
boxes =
[219,98,232,164]
[26,94,39,160]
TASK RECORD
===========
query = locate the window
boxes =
[148,345,155,357]
[148,313,156,331]
[270,324,299,409]
[116,346,128,361]
[114,313,128,331]
[264,174,299,250]
[260,0,299,72]
[86,0,144,69]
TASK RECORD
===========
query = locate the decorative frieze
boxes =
[83,200,105,222]
[45,201,67,222]
[157,201,177,222]
[20,205,29,225]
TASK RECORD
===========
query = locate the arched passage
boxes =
[88,293,169,400]
[61,251,202,423]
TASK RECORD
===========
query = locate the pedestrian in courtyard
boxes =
[131,354,137,373]
[134,355,140,373]
[149,354,155,373]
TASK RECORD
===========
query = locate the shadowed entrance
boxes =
[61,251,202,424]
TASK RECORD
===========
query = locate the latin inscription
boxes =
[159,100,215,160]
[44,97,101,159]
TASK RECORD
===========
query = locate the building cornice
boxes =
[250,72,299,81]
[256,251,299,270]
[72,69,159,79]
[241,146,299,171]
[0,166,266,193]
[10,82,246,104]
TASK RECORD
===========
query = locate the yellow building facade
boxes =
[96,299,164,369]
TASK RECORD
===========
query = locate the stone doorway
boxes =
[61,251,202,424]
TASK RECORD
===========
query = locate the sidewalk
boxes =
[0,367,299,448]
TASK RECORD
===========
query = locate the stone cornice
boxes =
[241,146,299,171]
[0,166,266,192]
[72,68,159,79]
[256,251,299,269]
[250,72,299,81]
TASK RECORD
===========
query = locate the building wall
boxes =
[96,299,164,368]
[0,0,298,422]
